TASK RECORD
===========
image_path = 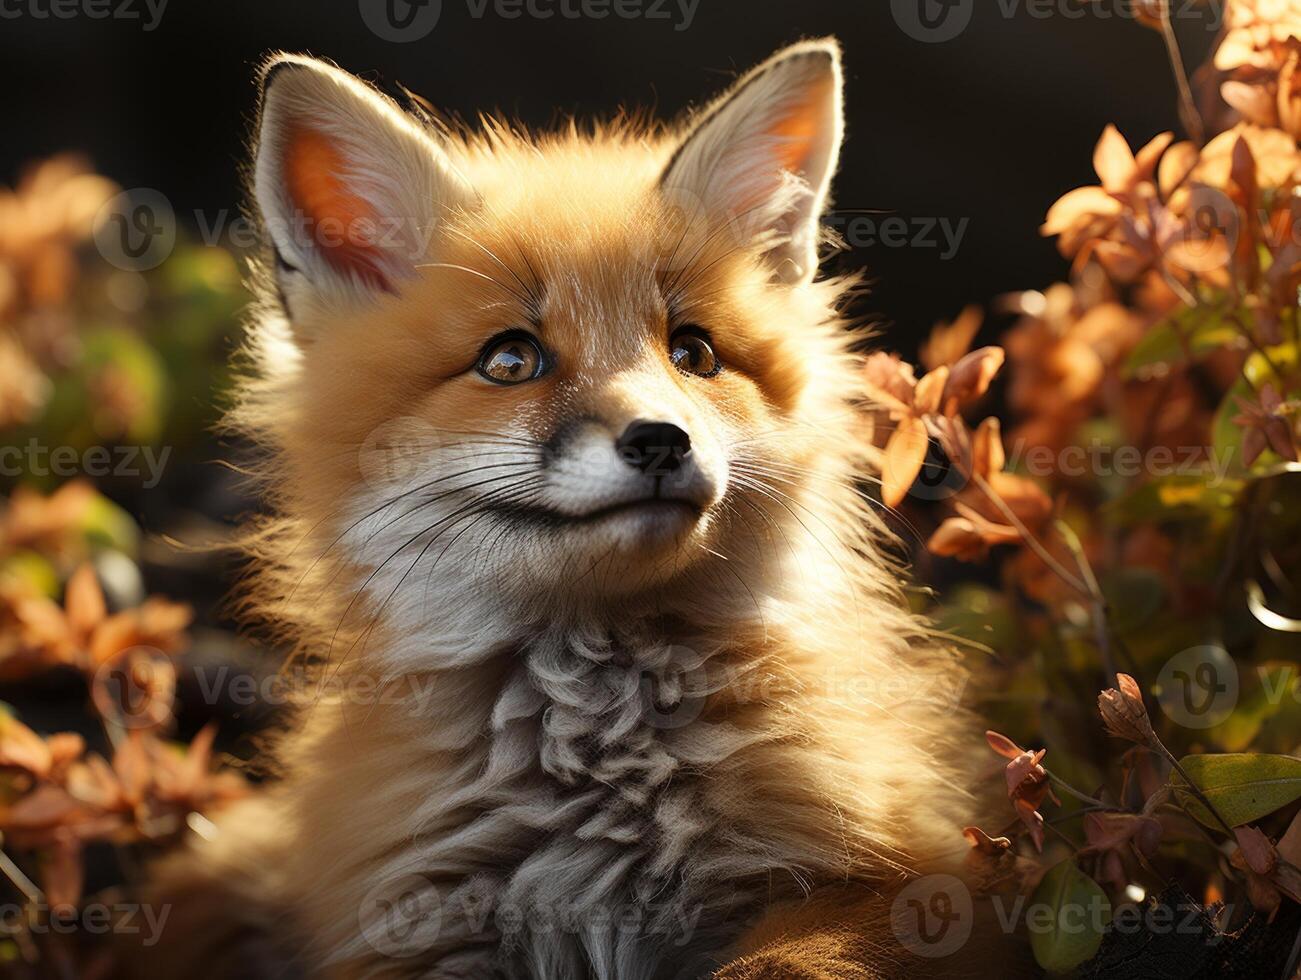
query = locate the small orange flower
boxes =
[986,730,1059,852]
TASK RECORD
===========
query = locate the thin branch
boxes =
[970,472,1091,595]
[1057,519,1120,685]
[1158,0,1206,145]
[0,846,43,905]
[1044,770,1113,810]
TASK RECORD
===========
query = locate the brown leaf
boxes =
[1094,124,1138,193]
[920,305,983,371]
[1157,141,1199,198]
[942,347,1005,414]
[64,564,106,640]
[1234,825,1278,877]
[1277,810,1301,868]
[971,417,1006,481]
[881,415,929,509]
[0,713,53,777]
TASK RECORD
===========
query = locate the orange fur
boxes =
[130,42,1007,980]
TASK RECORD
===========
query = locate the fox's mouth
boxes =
[493,497,704,527]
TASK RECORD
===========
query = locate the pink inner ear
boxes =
[283,125,392,292]
[767,75,834,177]
[722,75,834,217]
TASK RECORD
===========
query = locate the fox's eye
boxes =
[669,327,721,379]
[477,332,546,385]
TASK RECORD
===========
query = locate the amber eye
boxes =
[476,331,546,385]
[669,327,721,378]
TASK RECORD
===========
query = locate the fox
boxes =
[134,38,1015,980]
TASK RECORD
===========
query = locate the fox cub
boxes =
[144,38,987,980]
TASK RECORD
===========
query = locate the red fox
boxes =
[141,38,1001,980]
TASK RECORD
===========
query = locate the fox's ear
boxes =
[253,54,475,319]
[661,39,843,285]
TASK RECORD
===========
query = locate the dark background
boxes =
[0,0,1223,354]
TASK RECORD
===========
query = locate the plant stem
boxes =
[1045,769,1108,809]
[0,846,42,905]
[970,472,1090,595]
[1044,820,1082,851]
[1158,1,1205,145]
[1056,519,1120,685]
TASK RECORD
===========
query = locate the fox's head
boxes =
[246,40,873,655]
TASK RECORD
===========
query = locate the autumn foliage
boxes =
[864,2,1301,973]
[0,157,248,971]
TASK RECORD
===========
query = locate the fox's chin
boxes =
[565,498,705,549]
[506,499,716,599]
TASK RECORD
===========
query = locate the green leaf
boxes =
[0,551,60,598]
[1243,341,1298,387]
[1122,306,1242,379]
[1100,569,1166,636]
[1211,375,1252,480]
[1104,474,1242,526]
[1028,859,1110,973]
[1209,664,1299,752]
[931,584,1017,653]
[79,491,140,556]
[1172,753,1301,829]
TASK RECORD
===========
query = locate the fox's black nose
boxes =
[615,421,692,475]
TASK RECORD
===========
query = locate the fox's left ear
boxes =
[662,38,844,285]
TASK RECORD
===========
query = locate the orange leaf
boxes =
[920,305,983,371]
[881,415,929,508]
[971,417,1006,480]
[65,564,106,640]
[1094,124,1137,193]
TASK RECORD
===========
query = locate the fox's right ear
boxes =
[253,54,476,324]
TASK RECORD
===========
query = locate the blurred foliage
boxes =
[0,155,251,973]
[866,1,1301,973]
